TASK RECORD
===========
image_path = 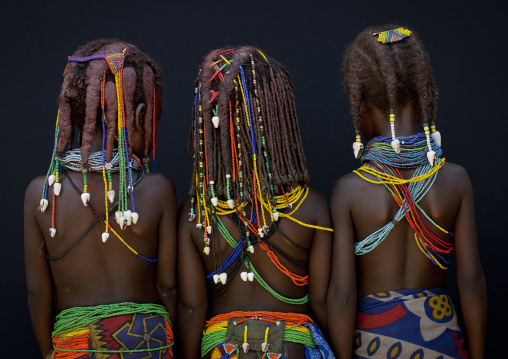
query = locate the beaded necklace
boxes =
[360,132,442,168]
[61,149,140,172]
[190,50,332,304]
[353,133,453,269]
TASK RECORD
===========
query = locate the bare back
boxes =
[335,162,466,296]
[177,188,332,358]
[25,169,177,311]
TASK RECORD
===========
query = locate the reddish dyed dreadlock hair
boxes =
[188,46,309,200]
[342,25,438,131]
[56,39,163,165]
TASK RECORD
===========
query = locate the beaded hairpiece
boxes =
[373,27,412,43]
[190,48,332,293]
[39,49,155,240]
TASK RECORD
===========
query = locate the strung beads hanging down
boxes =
[389,111,401,153]
[40,49,157,244]
[423,123,437,166]
[430,121,442,147]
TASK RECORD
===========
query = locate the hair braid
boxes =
[342,24,439,141]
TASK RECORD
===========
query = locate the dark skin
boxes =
[177,189,332,359]
[327,101,487,359]
[24,104,177,358]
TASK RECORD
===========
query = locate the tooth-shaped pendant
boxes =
[124,210,132,226]
[196,223,203,229]
[211,197,218,207]
[207,226,212,234]
[431,131,442,147]
[40,199,48,212]
[48,175,56,186]
[261,343,269,352]
[353,141,364,159]
[227,199,234,209]
[212,115,220,128]
[102,232,109,243]
[391,139,401,154]
[272,211,279,221]
[81,192,90,206]
[53,183,62,196]
[203,247,210,255]
[131,212,139,224]
[242,342,250,353]
[262,225,269,235]
[213,274,219,284]
[107,190,115,203]
[247,272,254,281]
[119,216,127,230]
[427,150,437,166]
[115,211,122,222]
[258,228,264,238]
[248,245,254,253]
[49,228,56,237]
[188,213,196,221]
[219,272,228,284]
[240,271,248,281]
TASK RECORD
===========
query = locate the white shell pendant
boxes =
[115,211,122,222]
[227,199,234,209]
[131,212,139,224]
[40,199,48,212]
[53,183,62,196]
[81,193,90,206]
[203,247,210,255]
[258,228,264,238]
[391,139,401,154]
[211,197,218,207]
[124,210,132,226]
[247,272,254,281]
[240,271,248,281]
[49,228,56,237]
[431,131,442,147]
[248,245,255,253]
[353,141,364,159]
[107,190,115,203]
[196,223,203,229]
[102,232,109,243]
[119,216,127,230]
[262,343,269,352]
[242,342,250,353]
[272,211,279,221]
[213,274,219,284]
[207,226,212,234]
[262,225,269,235]
[48,174,56,186]
[212,115,220,128]
[427,150,437,166]
[219,272,228,284]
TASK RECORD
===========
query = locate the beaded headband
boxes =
[373,27,412,43]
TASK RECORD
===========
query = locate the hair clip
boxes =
[373,28,412,43]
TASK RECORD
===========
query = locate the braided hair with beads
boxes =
[342,24,441,160]
[40,39,163,240]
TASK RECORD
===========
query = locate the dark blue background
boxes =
[2,0,505,357]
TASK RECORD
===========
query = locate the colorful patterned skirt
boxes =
[354,288,468,359]
[201,311,335,359]
[50,302,173,358]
